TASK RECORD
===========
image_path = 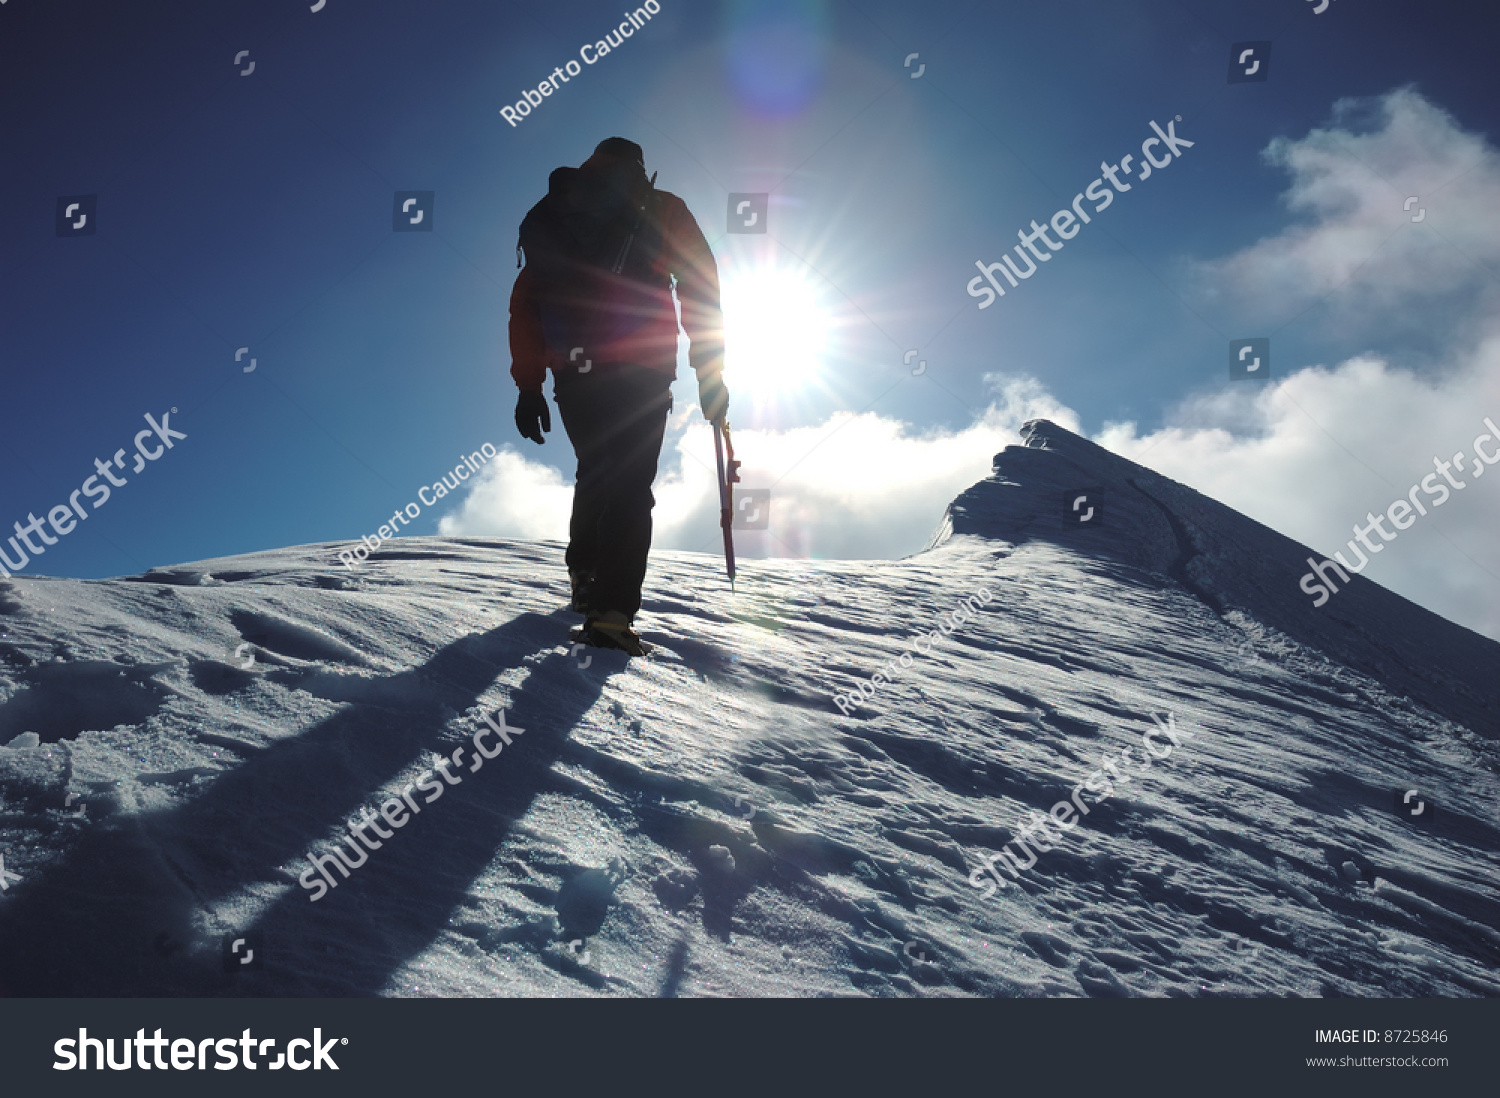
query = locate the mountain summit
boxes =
[1,422,1496,997]
[938,419,1500,737]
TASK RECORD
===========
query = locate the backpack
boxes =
[516,161,665,360]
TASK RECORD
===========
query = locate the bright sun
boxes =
[719,266,829,395]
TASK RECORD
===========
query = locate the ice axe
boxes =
[713,414,740,589]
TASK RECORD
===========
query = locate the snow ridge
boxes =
[943,419,1500,738]
[0,422,1496,998]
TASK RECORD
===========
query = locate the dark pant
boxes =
[553,364,673,620]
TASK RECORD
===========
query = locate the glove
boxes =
[698,372,729,422]
[515,391,551,445]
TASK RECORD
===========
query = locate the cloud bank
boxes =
[441,88,1500,640]
[1107,87,1500,639]
[438,376,1077,561]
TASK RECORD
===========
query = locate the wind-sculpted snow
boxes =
[943,420,1500,737]
[0,424,1496,998]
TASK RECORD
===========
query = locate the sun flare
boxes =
[719,265,829,395]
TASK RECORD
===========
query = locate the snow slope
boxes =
[0,420,1496,998]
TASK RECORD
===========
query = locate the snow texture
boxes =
[0,420,1496,998]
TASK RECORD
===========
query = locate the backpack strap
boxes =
[610,172,658,275]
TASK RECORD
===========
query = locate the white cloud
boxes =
[435,450,573,540]
[1109,88,1500,639]
[1099,344,1500,639]
[1192,86,1500,343]
[437,376,1077,561]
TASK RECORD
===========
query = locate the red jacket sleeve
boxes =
[660,195,725,380]
[509,266,551,393]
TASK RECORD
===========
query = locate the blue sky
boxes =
[3,0,1499,632]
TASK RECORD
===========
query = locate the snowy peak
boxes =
[939,420,1500,739]
[943,418,1181,577]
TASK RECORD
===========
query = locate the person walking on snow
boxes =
[510,137,728,656]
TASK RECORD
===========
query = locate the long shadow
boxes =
[224,646,610,996]
[656,933,691,998]
[0,612,607,996]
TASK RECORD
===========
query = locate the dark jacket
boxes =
[510,155,723,394]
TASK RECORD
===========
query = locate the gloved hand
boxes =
[698,372,729,422]
[515,391,551,445]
